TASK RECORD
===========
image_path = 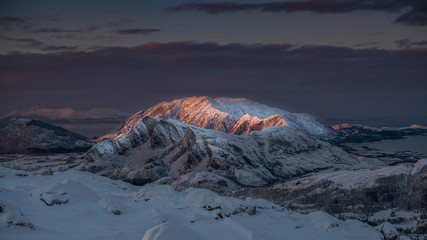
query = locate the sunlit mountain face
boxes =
[139,96,322,136]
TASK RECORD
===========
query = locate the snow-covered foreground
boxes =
[0,166,405,240]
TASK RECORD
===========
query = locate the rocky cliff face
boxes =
[83,97,361,193]
[0,117,93,154]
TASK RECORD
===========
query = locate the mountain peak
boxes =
[214,97,248,103]
[408,124,426,129]
[141,96,332,138]
[144,96,236,133]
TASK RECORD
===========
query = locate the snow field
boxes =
[0,166,400,240]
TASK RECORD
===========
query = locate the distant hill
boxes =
[0,117,94,154]
[4,107,130,123]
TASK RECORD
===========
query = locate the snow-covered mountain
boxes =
[4,107,130,123]
[231,159,427,234]
[0,166,404,240]
[83,97,362,192]
[2,96,425,238]
[0,117,93,154]
[143,96,333,138]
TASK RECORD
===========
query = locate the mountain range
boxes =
[4,107,130,123]
[0,117,93,154]
[1,96,425,236]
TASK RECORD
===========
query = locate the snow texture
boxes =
[0,166,394,240]
[141,222,207,240]
[84,114,359,192]
[410,159,427,175]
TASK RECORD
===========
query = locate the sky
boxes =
[1,0,427,123]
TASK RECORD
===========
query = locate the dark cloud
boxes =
[167,2,256,14]
[38,45,77,51]
[167,1,407,13]
[412,40,427,46]
[27,26,100,34]
[0,41,425,87]
[120,18,133,23]
[0,36,36,43]
[0,16,25,25]
[395,7,427,26]
[353,42,379,48]
[167,0,427,26]
[49,34,86,40]
[395,39,427,48]
[0,42,426,118]
[0,16,27,30]
[46,15,60,22]
[0,36,77,52]
[114,28,160,35]
[395,39,412,48]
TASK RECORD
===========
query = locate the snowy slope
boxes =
[0,166,401,240]
[84,114,360,193]
[83,97,362,192]
[231,159,427,235]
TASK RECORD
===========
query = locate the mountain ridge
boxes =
[5,106,130,123]
[83,97,362,192]
[0,117,94,154]
[110,96,333,139]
